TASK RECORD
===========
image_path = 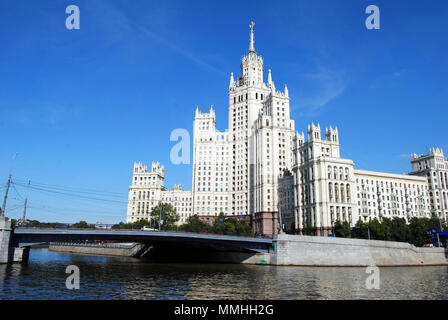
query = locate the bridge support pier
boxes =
[0,217,29,264]
[0,216,13,264]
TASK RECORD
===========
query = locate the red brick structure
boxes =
[252,212,279,237]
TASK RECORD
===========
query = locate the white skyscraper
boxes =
[126,22,293,230]
[126,22,438,236]
[228,22,294,220]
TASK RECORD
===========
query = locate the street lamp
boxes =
[159,206,163,231]
[367,217,371,240]
[278,207,284,234]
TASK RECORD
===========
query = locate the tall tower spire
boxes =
[249,21,255,53]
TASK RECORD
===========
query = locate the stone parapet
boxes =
[269,234,448,266]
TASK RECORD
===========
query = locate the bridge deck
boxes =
[13,229,273,253]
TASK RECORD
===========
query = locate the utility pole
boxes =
[22,198,27,224]
[159,206,162,231]
[21,180,30,226]
[1,153,18,218]
[1,176,12,217]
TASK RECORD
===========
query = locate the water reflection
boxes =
[0,249,447,300]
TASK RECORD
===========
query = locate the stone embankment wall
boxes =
[49,242,146,257]
[262,234,448,267]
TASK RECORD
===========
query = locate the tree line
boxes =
[112,203,252,236]
[330,216,446,247]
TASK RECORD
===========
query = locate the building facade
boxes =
[284,125,432,235]
[410,148,448,219]
[289,125,357,235]
[191,106,232,218]
[126,22,443,236]
[126,162,192,224]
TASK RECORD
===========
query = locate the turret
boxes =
[296,131,305,146]
[325,126,339,144]
[229,72,234,88]
[308,123,321,141]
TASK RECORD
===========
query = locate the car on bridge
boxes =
[141,226,157,231]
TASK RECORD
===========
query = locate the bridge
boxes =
[1,217,273,264]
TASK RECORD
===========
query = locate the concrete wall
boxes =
[0,217,12,264]
[1,217,30,264]
[269,234,448,266]
[49,243,147,257]
[13,247,30,263]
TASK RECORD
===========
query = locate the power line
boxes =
[8,176,129,222]
[27,205,124,218]
[12,178,128,197]
[14,185,126,214]
[13,182,128,204]
[5,205,23,214]
[11,183,24,201]
[27,200,125,216]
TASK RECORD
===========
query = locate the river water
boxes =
[0,248,447,300]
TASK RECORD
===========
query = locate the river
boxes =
[0,248,447,300]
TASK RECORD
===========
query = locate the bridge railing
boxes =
[50,241,136,249]
[15,227,273,239]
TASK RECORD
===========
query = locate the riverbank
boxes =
[47,235,448,267]
[259,234,448,267]
[49,242,148,257]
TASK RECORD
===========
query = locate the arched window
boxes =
[329,182,333,202]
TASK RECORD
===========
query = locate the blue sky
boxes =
[0,0,447,224]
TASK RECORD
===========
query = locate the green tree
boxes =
[409,217,430,247]
[111,219,150,230]
[149,202,179,231]
[72,220,93,229]
[334,220,351,238]
[302,221,315,236]
[390,217,411,243]
[213,213,236,234]
[367,218,390,240]
[352,219,369,239]
[427,215,446,232]
[211,213,252,235]
[179,215,212,233]
[234,218,252,235]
